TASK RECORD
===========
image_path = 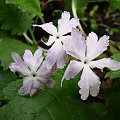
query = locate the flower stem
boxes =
[39,14,45,23]
[23,32,33,44]
[72,0,87,38]
[29,28,37,45]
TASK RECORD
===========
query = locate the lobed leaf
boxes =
[6,0,43,18]
[0,0,33,35]
[0,70,104,120]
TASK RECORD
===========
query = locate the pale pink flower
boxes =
[62,28,120,100]
[9,49,56,96]
[33,11,79,69]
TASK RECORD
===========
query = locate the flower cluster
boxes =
[10,11,120,100]
[33,11,79,69]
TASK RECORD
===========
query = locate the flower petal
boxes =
[34,48,42,59]
[86,32,109,60]
[18,77,33,96]
[33,79,44,90]
[34,48,44,67]
[11,52,23,64]
[61,11,70,20]
[36,61,56,77]
[58,11,79,35]
[23,49,34,66]
[34,22,57,35]
[47,79,55,88]
[9,63,20,73]
[89,58,120,71]
[63,28,86,61]
[61,60,84,87]
[45,36,56,46]
[69,18,79,28]
[46,40,67,69]
[10,52,31,75]
[23,49,43,73]
[78,66,100,100]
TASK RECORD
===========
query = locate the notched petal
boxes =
[78,66,100,100]
[90,58,120,71]
[46,40,67,69]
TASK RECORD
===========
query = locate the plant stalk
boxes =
[23,33,33,44]
[72,0,87,38]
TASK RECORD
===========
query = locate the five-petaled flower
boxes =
[9,49,56,96]
[61,28,120,100]
[33,11,79,69]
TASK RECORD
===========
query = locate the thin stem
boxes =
[29,28,37,45]
[72,0,87,38]
[39,15,45,23]
[23,33,33,44]
[33,17,39,32]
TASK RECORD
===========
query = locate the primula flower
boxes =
[62,28,120,100]
[33,11,79,69]
[9,49,56,96]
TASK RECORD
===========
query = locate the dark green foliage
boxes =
[6,0,43,18]
[0,69,17,100]
[0,0,33,35]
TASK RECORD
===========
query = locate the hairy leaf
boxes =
[0,68,17,101]
[0,69,104,120]
[0,0,33,35]
[6,0,43,18]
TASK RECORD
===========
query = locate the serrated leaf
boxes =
[0,68,17,101]
[6,0,43,18]
[0,37,37,70]
[0,69,104,120]
[0,0,33,35]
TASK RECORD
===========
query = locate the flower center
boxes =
[83,59,89,65]
[32,73,36,77]
[56,36,60,39]
[56,34,61,39]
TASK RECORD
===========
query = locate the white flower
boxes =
[9,49,56,96]
[62,28,120,100]
[33,11,79,69]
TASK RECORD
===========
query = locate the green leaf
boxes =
[111,53,120,61]
[107,0,120,9]
[105,90,120,120]
[105,70,120,79]
[0,0,33,35]
[0,69,17,101]
[0,69,104,120]
[0,37,37,70]
[6,0,43,18]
